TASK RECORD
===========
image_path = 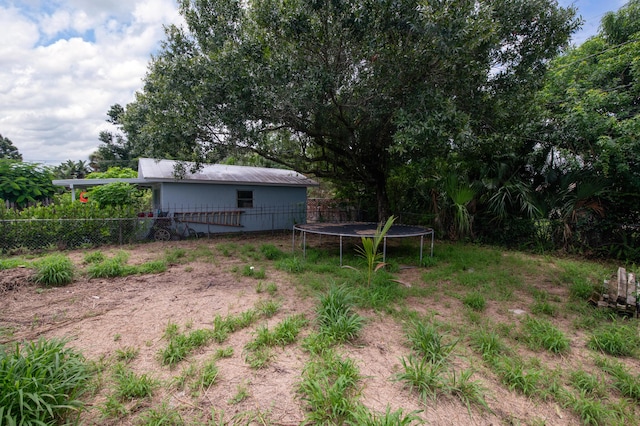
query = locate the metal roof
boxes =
[51,178,148,189]
[53,158,318,188]
[138,158,318,187]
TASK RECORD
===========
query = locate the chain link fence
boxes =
[0,218,151,253]
[0,201,436,254]
[0,203,312,253]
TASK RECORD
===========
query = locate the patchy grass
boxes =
[4,237,637,425]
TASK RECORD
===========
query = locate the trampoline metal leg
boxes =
[340,235,343,266]
[420,235,424,263]
[430,232,434,257]
[303,231,307,259]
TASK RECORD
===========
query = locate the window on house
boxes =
[237,190,253,208]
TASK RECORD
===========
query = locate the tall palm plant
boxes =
[443,173,476,240]
[354,215,396,286]
[547,172,606,247]
[480,158,541,223]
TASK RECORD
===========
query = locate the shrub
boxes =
[0,338,92,424]
[32,254,74,286]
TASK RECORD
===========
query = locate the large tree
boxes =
[0,134,22,161]
[0,160,55,207]
[90,104,139,172]
[124,0,578,219]
[53,160,91,179]
[533,0,640,256]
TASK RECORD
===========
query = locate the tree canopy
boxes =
[86,167,138,179]
[53,160,91,179]
[0,160,55,207]
[90,104,139,172]
[121,0,579,219]
[533,0,640,258]
[0,134,22,161]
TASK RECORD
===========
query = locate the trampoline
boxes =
[292,222,434,265]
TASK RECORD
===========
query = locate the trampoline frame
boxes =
[292,222,434,266]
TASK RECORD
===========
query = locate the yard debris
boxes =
[589,267,639,317]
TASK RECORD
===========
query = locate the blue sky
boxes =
[0,1,628,165]
[559,0,629,45]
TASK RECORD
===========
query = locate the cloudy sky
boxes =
[0,0,628,166]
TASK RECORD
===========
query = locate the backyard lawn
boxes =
[1,233,639,425]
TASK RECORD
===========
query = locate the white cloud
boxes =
[0,0,181,165]
[40,10,70,37]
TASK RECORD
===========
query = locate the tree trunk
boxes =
[375,177,390,222]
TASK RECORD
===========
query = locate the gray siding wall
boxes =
[156,183,307,233]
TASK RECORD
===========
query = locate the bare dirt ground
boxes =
[0,234,630,425]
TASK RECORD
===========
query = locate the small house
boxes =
[53,158,318,235]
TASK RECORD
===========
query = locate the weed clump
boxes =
[32,254,74,286]
[588,323,640,357]
[0,338,92,424]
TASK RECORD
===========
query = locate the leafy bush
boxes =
[0,338,92,425]
[89,182,143,208]
[32,254,74,286]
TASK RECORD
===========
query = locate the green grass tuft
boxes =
[522,316,570,354]
[298,351,361,425]
[395,354,445,401]
[32,254,75,286]
[406,320,456,364]
[113,364,158,400]
[0,338,92,424]
[260,243,284,260]
[462,292,486,311]
[588,323,640,357]
[470,327,506,360]
[316,285,364,343]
